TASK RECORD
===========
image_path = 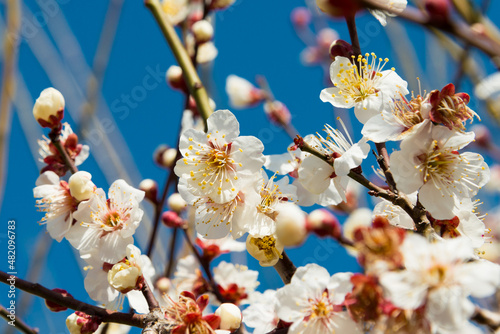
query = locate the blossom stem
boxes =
[0,304,38,334]
[471,307,500,331]
[48,127,78,174]
[144,0,213,127]
[141,279,161,311]
[181,229,229,303]
[164,226,179,277]
[345,14,361,56]
[273,251,296,284]
[374,143,398,193]
[0,271,145,328]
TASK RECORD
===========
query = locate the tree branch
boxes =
[0,271,145,328]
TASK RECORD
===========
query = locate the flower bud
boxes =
[196,41,218,64]
[66,311,101,334]
[107,262,142,294]
[139,179,158,203]
[162,210,185,228]
[317,28,339,51]
[226,75,264,109]
[343,208,373,243]
[192,20,214,43]
[275,203,307,247]
[168,193,187,213]
[155,277,172,294]
[210,0,235,10]
[33,87,65,128]
[329,39,355,61]
[166,65,186,91]
[264,101,291,126]
[215,303,242,331]
[162,148,178,168]
[307,209,341,238]
[45,288,72,312]
[246,234,283,267]
[316,0,361,18]
[425,0,451,24]
[68,171,95,202]
[291,7,311,27]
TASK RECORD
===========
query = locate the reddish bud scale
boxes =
[425,0,451,25]
[37,109,64,129]
[162,210,186,228]
[306,209,341,239]
[45,288,72,312]
[345,274,383,323]
[218,283,248,305]
[75,311,102,334]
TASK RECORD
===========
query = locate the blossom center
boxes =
[104,211,122,227]
[392,94,425,129]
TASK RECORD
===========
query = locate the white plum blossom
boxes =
[242,290,279,334]
[391,121,490,219]
[33,171,80,242]
[362,95,431,143]
[82,245,155,314]
[179,178,256,239]
[298,122,370,205]
[320,53,408,124]
[213,261,259,305]
[368,0,408,26]
[66,180,145,263]
[174,109,265,204]
[172,255,204,295]
[380,235,500,333]
[275,263,361,334]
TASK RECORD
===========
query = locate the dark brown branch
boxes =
[471,307,500,331]
[141,280,160,311]
[0,305,39,334]
[164,227,179,277]
[273,252,297,285]
[374,143,398,193]
[48,128,78,174]
[0,271,145,328]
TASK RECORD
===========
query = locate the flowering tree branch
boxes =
[0,271,145,328]
[471,307,500,331]
[0,304,38,334]
[144,0,213,126]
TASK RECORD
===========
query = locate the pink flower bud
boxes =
[263,101,291,125]
[307,209,341,238]
[166,65,187,91]
[291,7,311,27]
[162,210,185,228]
[45,288,72,312]
[317,28,339,51]
[66,311,101,334]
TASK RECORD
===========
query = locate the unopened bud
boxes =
[316,0,361,18]
[192,20,214,43]
[162,210,185,228]
[188,95,217,114]
[317,28,339,51]
[68,171,95,202]
[329,40,354,60]
[155,277,172,294]
[291,7,311,27]
[139,179,158,203]
[307,209,341,238]
[264,101,291,125]
[66,311,101,334]
[215,303,242,331]
[107,262,142,294]
[275,203,307,247]
[226,75,264,109]
[246,234,283,267]
[425,0,451,24]
[166,65,186,91]
[162,148,178,168]
[33,87,65,128]
[45,288,72,312]
[472,124,491,149]
[168,193,187,213]
[210,0,236,10]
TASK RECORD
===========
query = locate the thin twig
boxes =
[145,0,213,127]
[0,305,38,334]
[48,128,78,174]
[164,227,179,277]
[181,229,228,303]
[0,271,145,328]
[273,252,296,285]
[141,280,160,311]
